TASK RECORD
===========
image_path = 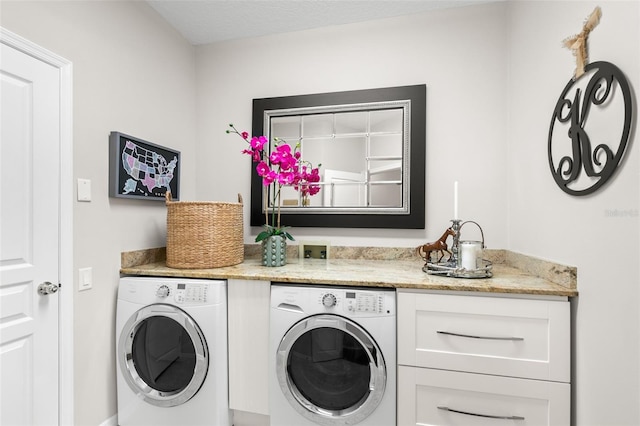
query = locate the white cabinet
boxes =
[398,367,570,426]
[397,290,571,426]
[227,279,270,415]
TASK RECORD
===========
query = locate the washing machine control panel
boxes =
[154,283,209,303]
[319,290,387,314]
[173,283,208,303]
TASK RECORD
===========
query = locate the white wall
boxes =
[506,1,640,424]
[1,1,197,425]
[195,2,509,248]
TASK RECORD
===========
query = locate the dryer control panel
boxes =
[344,291,385,314]
[271,284,395,317]
[316,288,393,315]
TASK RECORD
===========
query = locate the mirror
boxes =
[251,85,425,229]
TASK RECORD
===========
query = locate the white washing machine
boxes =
[116,277,230,426]
[270,284,396,426]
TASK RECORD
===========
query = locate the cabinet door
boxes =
[227,279,270,415]
[398,366,570,426]
[398,291,570,382]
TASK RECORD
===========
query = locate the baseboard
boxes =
[105,410,266,426]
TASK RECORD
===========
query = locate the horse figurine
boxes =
[416,227,455,263]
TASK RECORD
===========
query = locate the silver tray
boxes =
[423,259,493,279]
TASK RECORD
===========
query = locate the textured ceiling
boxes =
[146,0,494,45]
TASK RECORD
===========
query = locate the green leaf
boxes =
[255,230,271,242]
[254,224,294,242]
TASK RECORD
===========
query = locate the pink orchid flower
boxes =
[251,136,267,150]
[256,161,270,177]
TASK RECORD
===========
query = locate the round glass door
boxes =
[276,314,386,425]
[119,304,208,407]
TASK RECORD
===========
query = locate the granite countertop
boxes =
[120,247,578,297]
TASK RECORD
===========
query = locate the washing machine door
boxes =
[276,314,386,425]
[118,304,208,407]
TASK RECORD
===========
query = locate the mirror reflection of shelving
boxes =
[271,107,404,209]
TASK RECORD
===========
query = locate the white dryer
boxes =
[116,277,230,426]
[270,284,396,426]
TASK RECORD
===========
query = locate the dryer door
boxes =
[276,314,386,425]
[118,304,208,407]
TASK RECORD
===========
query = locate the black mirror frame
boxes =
[251,84,426,229]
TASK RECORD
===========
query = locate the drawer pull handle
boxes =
[437,330,524,341]
[438,406,525,420]
[277,303,304,313]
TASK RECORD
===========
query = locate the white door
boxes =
[323,169,366,207]
[0,41,61,425]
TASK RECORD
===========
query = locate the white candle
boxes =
[460,241,480,270]
[453,181,459,220]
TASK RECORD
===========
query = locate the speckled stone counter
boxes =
[121,246,577,297]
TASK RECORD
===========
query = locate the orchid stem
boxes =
[276,186,281,229]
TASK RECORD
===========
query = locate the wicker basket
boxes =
[166,192,244,269]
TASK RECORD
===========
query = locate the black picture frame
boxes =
[109,132,180,200]
[251,85,426,229]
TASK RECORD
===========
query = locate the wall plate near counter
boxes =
[299,241,330,260]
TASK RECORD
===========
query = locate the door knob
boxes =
[37,281,59,295]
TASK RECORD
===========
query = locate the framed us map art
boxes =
[109,132,180,200]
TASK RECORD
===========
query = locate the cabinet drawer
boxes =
[398,291,570,381]
[398,366,570,426]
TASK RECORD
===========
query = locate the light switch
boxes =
[78,267,92,291]
[77,178,91,202]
